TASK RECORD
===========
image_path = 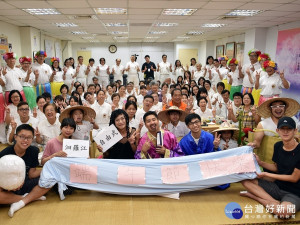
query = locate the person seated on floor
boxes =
[98,109,139,159]
[0,124,41,196]
[241,117,300,217]
[179,113,230,190]
[135,111,184,159]
[248,97,300,148]
[212,122,238,150]
[158,106,189,141]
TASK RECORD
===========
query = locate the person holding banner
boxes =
[135,111,184,159]
[98,109,139,159]
[241,117,300,217]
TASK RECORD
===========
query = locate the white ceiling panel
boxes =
[87,0,127,8]
[193,9,230,16]
[271,4,300,11]
[0,9,29,15]
[238,3,283,10]
[201,1,246,10]
[6,0,54,8]
[0,1,16,9]
[58,8,95,14]
[48,1,90,8]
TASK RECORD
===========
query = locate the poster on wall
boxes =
[216,45,224,59]
[45,39,54,57]
[235,42,244,65]
[0,36,9,67]
[226,42,235,59]
[276,27,300,118]
[55,42,62,67]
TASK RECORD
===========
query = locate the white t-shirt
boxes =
[126,61,139,76]
[19,68,35,87]
[98,64,109,77]
[32,62,52,85]
[159,61,171,75]
[111,64,124,80]
[259,73,289,96]
[76,64,87,79]
[91,101,112,127]
[52,69,64,82]
[167,121,190,138]
[194,108,213,120]
[228,70,242,86]
[1,67,23,91]
[37,118,61,144]
[242,61,261,88]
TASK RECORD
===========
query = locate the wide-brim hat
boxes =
[257,97,300,118]
[59,106,96,123]
[158,106,188,124]
[212,122,239,139]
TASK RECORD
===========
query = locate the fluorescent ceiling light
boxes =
[110,31,128,35]
[55,23,78,27]
[226,10,264,17]
[114,36,128,39]
[148,31,167,35]
[154,22,178,27]
[89,40,100,43]
[71,31,88,35]
[162,9,197,16]
[94,8,127,15]
[186,31,204,35]
[22,8,60,15]
[177,36,190,39]
[104,23,127,27]
[82,37,95,40]
[202,24,226,28]
[145,37,160,39]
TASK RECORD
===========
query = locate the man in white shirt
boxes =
[216,90,232,119]
[7,102,38,144]
[126,55,140,87]
[31,51,52,99]
[157,54,172,84]
[135,95,154,136]
[111,58,124,84]
[0,52,25,104]
[241,49,261,94]
[86,58,98,86]
[136,85,147,108]
[75,56,87,90]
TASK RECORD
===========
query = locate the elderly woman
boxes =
[5,90,24,125]
[92,90,112,128]
[227,58,243,100]
[97,109,138,159]
[255,60,290,105]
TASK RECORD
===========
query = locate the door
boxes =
[178,49,198,68]
[77,51,91,66]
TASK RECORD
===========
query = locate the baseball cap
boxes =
[277,117,296,129]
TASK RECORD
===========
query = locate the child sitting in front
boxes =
[213,121,238,150]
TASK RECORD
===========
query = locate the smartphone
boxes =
[156,131,163,147]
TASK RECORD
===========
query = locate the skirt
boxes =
[252,88,261,106]
[258,95,279,106]
[241,86,253,95]
[5,90,26,105]
[36,83,52,102]
[23,86,37,110]
[51,82,64,97]
[230,85,242,100]
[0,93,5,123]
[222,79,231,92]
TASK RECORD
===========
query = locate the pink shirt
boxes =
[42,137,63,159]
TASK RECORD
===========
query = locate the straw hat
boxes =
[59,106,96,123]
[158,106,188,124]
[212,122,239,139]
[257,97,300,118]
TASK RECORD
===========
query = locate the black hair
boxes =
[213,59,219,63]
[84,92,93,99]
[111,93,120,101]
[64,58,70,67]
[143,95,154,102]
[8,90,23,103]
[127,95,137,103]
[197,96,208,107]
[69,96,80,105]
[109,109,130,138]
[221,89,230,96]
[92,77,99,81]
[99,57,105,63]
[217,82,225,89]
[54,95,64,102]
[16,124,34,136]
[88,84,96,89]
[36,95,46,103]
[43,103,57,114]
[191,85,199,96]
[174,59,182,68]
[78,56,83,60]
[170,84,176,89]
[206,56,214,65]
[42,92,51,99]
[196,87,208,101]
[162,54,167,58]
[177,75,183,84]
[60,118,76,131]
[198,77,205,86]
[143,111,158,123]
[76,84,85,93]
[71,91,83,105]
[185,113,201,125]
[233,92,243,99]
[125,101,137,112]
[243,93,255,105]
[60,84,69,93]
[17,102,29,109]
[181,87,190,96]
[139,80,145,86]
[182,93,188,99]
[204,80,211,87]
[51,60,62,71]
[89,58,95,63]
[144,55,150,58]
[97,89,106,96]
[69,57,75,69]
[184,71,192,84]
[171,88,182,97]
[161,82,169,89]
[190,58,197,66]
[140,85,147,90]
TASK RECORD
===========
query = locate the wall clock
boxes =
[109,45,117,53]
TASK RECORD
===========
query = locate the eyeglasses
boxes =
[16,135,33,141]
[11,95,20,99]
[270,105,285,109]
[234,97,242,100]
[18,108,30,111]
[249,55,257,58]
[188,120,201,126]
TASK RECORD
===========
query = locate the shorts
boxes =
[14,177,39,195]
[258,179,300,212]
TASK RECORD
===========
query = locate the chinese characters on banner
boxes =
[118,166,146,185]
[70,164,98,184]
[93,125,123,152]
[63,139,89,158]
[161,164,190,184]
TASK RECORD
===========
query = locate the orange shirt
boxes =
[162,100,187,111]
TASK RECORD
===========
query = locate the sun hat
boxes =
[158,106,188,124]
[59,105,96,123]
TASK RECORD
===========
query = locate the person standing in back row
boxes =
[142,55,156,83]
[126,55,140,87]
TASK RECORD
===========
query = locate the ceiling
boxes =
[0,0,299,43]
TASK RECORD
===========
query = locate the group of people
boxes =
[0,48,299,219]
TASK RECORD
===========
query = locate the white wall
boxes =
[0,21,22,57]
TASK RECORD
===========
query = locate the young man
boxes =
[241,117,300,217]
[135,111,184,159]
[86,58,98,85]
[136,85,148,108]
[135,95,154,136]
[84,92,96,107]
[7,102,38,144]
[0,124,41,196]
[142,55,156,82]
[75,56,87,89]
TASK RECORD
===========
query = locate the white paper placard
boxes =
[93,125,123,152]
[63,139,89,158]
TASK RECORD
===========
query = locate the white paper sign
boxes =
[93,125,123,152]
[63,139,89,158]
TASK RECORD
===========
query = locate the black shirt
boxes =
[0,145,39,176]
[105,140,135,159]
[142,61,156,80]
[272,141,300,197]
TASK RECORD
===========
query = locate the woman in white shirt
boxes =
[86,58,98,86]
[98,58,110,90]
[63,58,75,89]
[194,96,215,121]
[218,56,230,91]
[256,60,290,105]
[173,60,185,83]
[5,90,23,125]
[193,63,204,82]
[188,58,197,75]
[50,57,64,97]
[125,101,139,129]
[91,90,112,128]
[227,58,243,100]
[204,56,214,79]
[118,85,127,107]
[209,59,223,91]
[34,96,47,122]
